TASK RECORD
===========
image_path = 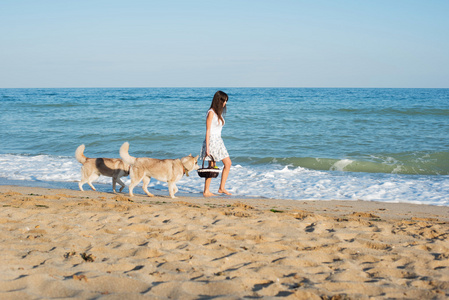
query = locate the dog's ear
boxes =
[195,155,199,160]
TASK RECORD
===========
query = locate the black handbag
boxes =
[197,155,220,178]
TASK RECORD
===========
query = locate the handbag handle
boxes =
[202,155,216,168]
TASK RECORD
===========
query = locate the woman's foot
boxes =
[218,189,232,195]
[203,191,216,197]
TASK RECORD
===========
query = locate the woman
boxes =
[200,91,232,197]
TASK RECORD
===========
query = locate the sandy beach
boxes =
[0,185,448,299]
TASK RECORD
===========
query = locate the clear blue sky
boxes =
[1,0,448,88]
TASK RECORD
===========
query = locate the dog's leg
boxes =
[87,173,99,191]
[128,178,139,197]
[112,176,118,193]
[173,183,179,197]
[113,170,127,193]
[87,183,96,191]
[79,167,87,191]
[168,182,177,198]
[129,172,143,197]
[116,176,126,193]
[142,176,154,197]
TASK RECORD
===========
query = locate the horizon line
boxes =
[1,86,448,89]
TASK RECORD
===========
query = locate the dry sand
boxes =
[0,185,448,299]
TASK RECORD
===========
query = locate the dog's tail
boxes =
[120,142,136,165]
[75,144,87,164]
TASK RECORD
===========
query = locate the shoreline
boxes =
[1,176,448,208]
[1,184,448,299]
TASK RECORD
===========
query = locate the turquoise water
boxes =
[1,88,448,204]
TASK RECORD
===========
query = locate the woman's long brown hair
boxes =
[209,90,228,124]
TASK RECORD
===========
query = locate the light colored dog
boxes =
[120,142,199,198]
[75,144,129,193]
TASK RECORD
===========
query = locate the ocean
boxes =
[1,88,448,206]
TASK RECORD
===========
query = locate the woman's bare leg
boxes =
[218,156,232,195]
[203,177,215,197]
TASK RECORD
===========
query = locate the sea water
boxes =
[1,88,448,205]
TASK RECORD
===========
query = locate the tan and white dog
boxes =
[120,142,199,198]
[75,144,129,193]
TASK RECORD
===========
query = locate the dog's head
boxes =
[181,154,200,176]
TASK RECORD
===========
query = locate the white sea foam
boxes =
[330,159,353,171]
[1,154,448,206]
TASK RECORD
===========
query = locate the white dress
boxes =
[200,109,229,162]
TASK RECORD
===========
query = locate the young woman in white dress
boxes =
[200,91,232,197]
